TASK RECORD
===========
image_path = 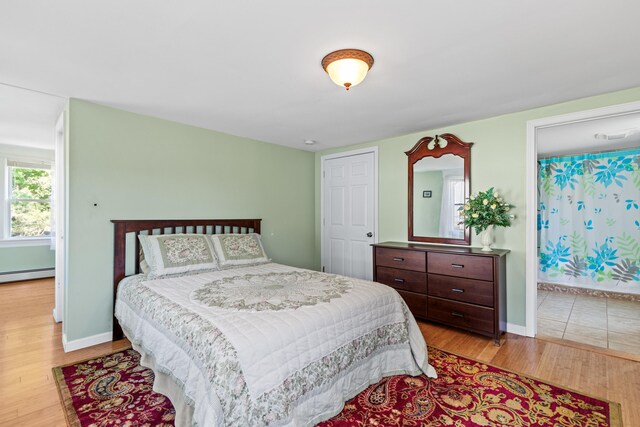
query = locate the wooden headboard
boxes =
[111,218,262,340]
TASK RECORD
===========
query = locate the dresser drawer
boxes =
[428,274,494,307]
[395,290,427,319]
[376,248,426,272]
[427,297,494,334]
[427,252,493,281]
[377,266,427,294]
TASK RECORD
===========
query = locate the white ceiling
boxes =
[537,112,640,157]
[0,84,64,149]
[2,0,640,152]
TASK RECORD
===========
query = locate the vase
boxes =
[480,225,494,251]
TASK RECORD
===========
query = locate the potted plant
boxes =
[459,187,514,251]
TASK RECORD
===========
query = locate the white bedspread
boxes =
[115,263,437,427]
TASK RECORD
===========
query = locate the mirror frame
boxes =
[406,133,473,245]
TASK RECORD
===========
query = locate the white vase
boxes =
[480,225,494,251]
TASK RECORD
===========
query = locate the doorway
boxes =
[321,147,378,280]
[0,83,66,322]
[526,101,640,355]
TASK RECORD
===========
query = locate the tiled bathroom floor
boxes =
[537,290,640,356]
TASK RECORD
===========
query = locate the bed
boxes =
[112,219,437,427]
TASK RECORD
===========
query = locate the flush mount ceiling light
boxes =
[322,49,374,91]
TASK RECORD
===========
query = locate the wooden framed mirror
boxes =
[406,133,473,245]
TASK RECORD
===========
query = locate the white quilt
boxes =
[115,263,437,427]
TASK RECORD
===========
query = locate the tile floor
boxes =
[537,289,640,356]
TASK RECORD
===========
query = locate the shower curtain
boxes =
[538,148,640,292]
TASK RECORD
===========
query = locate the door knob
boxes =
[366,232,373,237]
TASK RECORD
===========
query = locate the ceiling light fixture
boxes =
[322,49,374,91]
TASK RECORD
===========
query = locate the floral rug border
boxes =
[53,345,624,427]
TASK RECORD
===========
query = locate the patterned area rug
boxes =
[53,349,175,427]
[54,347,622,427]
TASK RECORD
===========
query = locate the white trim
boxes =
[0,268,54,283]
[0,238,52,247]
[506,322,528,337]
[1,153,54,240]
[54,111,66,330]
[525,118,539,338]
[320,146,379,277]
[52,307,62,323]
[63,331,112,353]
[525,100,640,338]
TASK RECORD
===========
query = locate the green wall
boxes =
[315,86,640,327]
[413,171,442,236]
[0,245,55,273]
[65,100,315,342]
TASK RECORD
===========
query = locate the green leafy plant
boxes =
[458,187,514,234]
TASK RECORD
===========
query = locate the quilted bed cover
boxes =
[115,262,437,426]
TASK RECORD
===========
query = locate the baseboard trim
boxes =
[52,307,62,323]
[0,268,55,283]
[63,331,112,353]
[507,322,529,337]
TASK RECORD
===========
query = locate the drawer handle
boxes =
[451,288,465,293]
[394,278,405,283]
[393,257,405,262]
[451,264,464,269]
[451,312,464,318]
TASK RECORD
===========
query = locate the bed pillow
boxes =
[138,234,219,279]
[139,247,150,275]
[209,233,269,268]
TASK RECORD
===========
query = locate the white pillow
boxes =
[139,247,150,275]
[209,233,269,268]
[138,234,219,279]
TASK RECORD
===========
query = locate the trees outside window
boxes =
[8,165,52,238]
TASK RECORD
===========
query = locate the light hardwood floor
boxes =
[1,278,638,426]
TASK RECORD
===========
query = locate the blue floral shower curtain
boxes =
[538,148,640,292]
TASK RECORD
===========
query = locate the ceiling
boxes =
[0,84,65,149]
[537,111,640,157]
[2,0,640,152]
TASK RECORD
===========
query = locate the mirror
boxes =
[406,133,472,245]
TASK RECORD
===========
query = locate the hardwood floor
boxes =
[0,279,128,427]
[1,278,638,426]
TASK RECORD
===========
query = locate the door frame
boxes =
[525,100,640,337]
[53,110,65,323]
[320,146,379,275]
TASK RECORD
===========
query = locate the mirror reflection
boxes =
[412,154,465,239]
[406,133,472,245]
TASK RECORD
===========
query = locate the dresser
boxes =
[372,242,509,345]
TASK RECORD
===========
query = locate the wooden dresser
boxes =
[372,242,509,345]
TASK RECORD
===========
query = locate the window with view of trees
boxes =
[8,163,52,238]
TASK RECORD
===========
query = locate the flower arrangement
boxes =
[459,187,514,234]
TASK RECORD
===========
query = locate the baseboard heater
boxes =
[0,268,55,283]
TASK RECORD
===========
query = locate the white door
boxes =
[53,112,65,323]
[322,149,377,280]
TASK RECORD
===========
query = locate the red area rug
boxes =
[54,347,621,427]
[53,349,175,427]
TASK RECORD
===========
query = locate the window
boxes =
[6,161,52,238]
[439,173,465,239]
[451,178,465,234]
